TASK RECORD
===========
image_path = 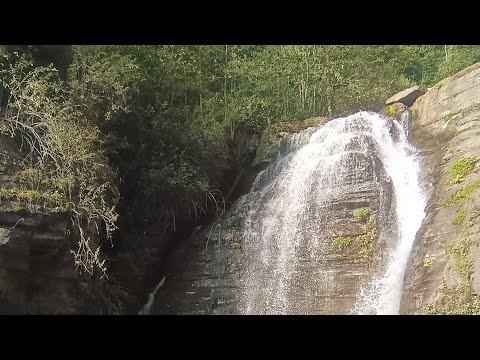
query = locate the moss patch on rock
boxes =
[332,236,353,250]
[354,216,377,264]
[353,207,370,221]
[423,206,480,314]
[450,157,476,184]
[453,207,467,225]
[252,117,330,167]
[331,215,378,265]
[382,103,407,120]
[443,179,480,206]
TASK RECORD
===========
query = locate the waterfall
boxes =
[237,111,426,314]
[349,111,426,314]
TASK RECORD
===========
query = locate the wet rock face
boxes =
[0,135,81,314]
[401,63,480,314]
[154,117,399,315]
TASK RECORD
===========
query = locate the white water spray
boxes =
[349,111,426,314]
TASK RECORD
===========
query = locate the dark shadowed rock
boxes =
[386,86,426,107]
[0,135,88,314]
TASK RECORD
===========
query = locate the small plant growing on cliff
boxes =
[444,179,480,206]
[0,123,8,135]
[442,112,454,122]
[24,189,41,200]
[424,281,480,315]
[447,241,474,281]
[422,304,436,315]
[385,105,397,118]
[332,236,352,250]
[450,157,476,184]
[423,258,433,267]
[353,207,370,221]
[453,207,467,225]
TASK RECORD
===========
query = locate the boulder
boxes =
[386,85,426,107]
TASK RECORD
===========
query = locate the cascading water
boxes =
[236,111,426,315]
[348,111,427,314]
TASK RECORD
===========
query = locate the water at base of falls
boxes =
[238,111,426,315]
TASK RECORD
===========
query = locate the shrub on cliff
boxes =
[0,51,118,277]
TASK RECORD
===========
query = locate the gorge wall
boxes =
[400,63,480,314]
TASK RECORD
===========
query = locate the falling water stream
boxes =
[240,111,426,314]
[348,111,427,314]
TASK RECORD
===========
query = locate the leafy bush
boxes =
[0,53,119,277]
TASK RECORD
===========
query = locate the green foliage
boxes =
[385,105,397,117]
[450,157,476,184]
[0,53,118,276]
[423,282,480,315]
[0,187,67,209]
[423,258,433,267]
[447,241,474,280]
[353,207,370,221]
[426,200,480,315]
[69,45,228,232]
[331,216,377,259]
[400,45,480,87]
[332,236,353,249]
[441,113,453,122]
[443,179,480,206]
[453,207,467,225]
[422,304,436,314]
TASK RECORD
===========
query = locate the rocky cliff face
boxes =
[401,63,480,314]
[0,135,85,314]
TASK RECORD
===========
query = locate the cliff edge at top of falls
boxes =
[401,62,480,314]
[251,116,330,167]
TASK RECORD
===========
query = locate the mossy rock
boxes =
[252,117,329,167]
[382,103,408,120]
